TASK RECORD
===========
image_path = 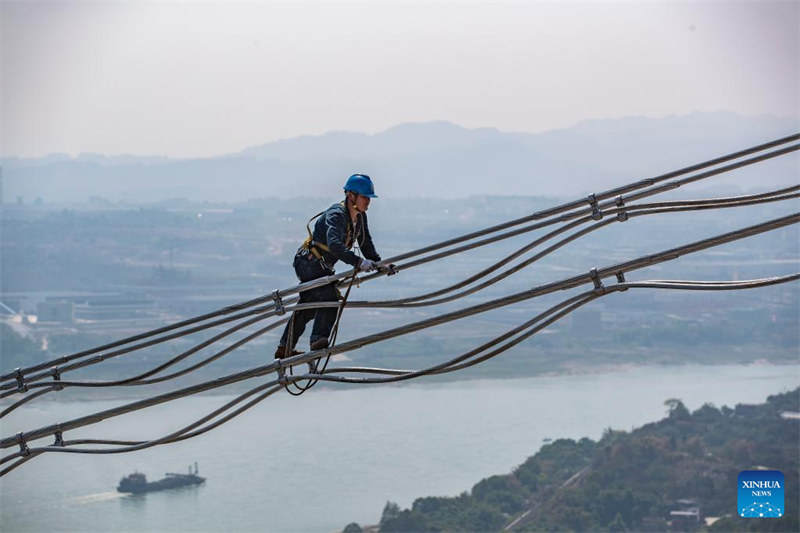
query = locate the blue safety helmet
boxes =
[343,174,378,198]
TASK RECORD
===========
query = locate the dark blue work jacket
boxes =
[307,202,381,268]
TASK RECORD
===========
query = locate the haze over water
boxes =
[1,364,797,532]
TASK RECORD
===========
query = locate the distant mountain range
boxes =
[3,112,797,203]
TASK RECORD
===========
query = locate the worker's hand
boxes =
[358,259,377,272]
[379,263,399,276]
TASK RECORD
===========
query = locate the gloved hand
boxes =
[379,263,399,276]
[358,259,377,272]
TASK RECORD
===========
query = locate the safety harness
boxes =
[301,201,355,263]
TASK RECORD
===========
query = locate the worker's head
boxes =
[344,174,377,212]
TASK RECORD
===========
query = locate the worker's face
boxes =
[354,194,370,212]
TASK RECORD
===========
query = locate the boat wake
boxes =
[67,491,127,505]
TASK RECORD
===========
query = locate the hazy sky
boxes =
[2,1,798,158]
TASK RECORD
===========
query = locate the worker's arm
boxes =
[357,213,382,262]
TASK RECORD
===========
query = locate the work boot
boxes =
[310,337,329,351]
[274,345,302,359]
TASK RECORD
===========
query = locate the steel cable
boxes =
[1,273,795,477]
[1,137,798,475]
[2,196,797,404]
[3,185,797,401]
[2,211,796,464]
[4,135,796,384]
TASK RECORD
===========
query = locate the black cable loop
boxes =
[286,216,365,395]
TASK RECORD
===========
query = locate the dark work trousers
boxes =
[278,252,340,351]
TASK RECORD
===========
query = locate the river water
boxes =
[1,364,798,532]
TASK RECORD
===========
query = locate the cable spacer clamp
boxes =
[589,268,606,295]
[16,432,30,456]
[50,366,64,391]
[274,359,289,385]
[271,289,285,316]
[587,194,603,221]
[53,425,65,447]
[615,195,628,222]
[277,366,289,386]
[615,271,628,291]
[13,368,28,393]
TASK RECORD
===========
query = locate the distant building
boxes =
[71,295,156,321]
[34,294,157,324]
[36,300,75,323]
[669,499,701,531]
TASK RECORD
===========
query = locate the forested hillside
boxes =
[347,388,799,532]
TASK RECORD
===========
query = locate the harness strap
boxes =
[302,201,354,260]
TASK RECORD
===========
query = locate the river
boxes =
[1,364,798,532]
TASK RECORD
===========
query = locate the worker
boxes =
[275,174,394,359]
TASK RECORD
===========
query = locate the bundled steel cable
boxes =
[1,270,797,477]
[2,134,796,386]
[1,185,796,406]
[1,211,798,475]
[0,135,798,476]
[2,177,797,397]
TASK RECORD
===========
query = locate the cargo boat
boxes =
[117,463,205,493]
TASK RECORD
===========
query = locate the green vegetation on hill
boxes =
[353,389,799,532]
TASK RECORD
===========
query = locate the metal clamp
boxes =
[13,368,27,393]
[587,194,603,221]
[276,365,289,386]
[271,289,285,316]
[274,359,290,386]
[51,366,64,391]
[615,195,628,222]
[16,432,30,456]
[615,271,628,291]
[53,425,65,447]
[589,268,606,294]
